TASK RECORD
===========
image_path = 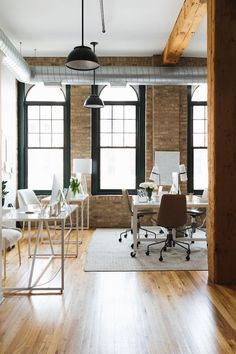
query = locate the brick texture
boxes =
[25,56,206,227]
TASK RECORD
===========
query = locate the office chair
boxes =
[146,194,191,261]
[187,188,208,237]
[119,189,157,244]
[2,226,22,280]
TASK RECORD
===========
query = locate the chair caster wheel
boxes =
[186,255,190,261]
[118,238,122,242]
[191,241,195,244]
[146,251,150,256]
[124,233,127,238]
[159,256,163,262]
[131,243,134,249]
[130,252,136,257]
[145,233,148,238]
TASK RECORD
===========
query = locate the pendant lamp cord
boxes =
[82,0,84,46]
[91,42,97,94]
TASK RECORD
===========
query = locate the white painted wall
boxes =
[0,57,18,302]
[1,64,17,207]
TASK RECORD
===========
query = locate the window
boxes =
[188,84,208,193]
[18,83,70,193]
[92,85,145,194]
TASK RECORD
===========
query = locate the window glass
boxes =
[124,106,136,119]
[100,133,112,146]
[100,105,112,119]
[113,106,124,119]
[100,85,138,101]
[28,106,39,119]
[192,84,207,101]
[93,85,142,193]
[28,149,63,190]
[124,120,136,133]
[100,120,112,133]
[193,149,208,190]
[26,84,65,102]
[113,120,123,133]
[25,84,66,191]
[189,84,208,192]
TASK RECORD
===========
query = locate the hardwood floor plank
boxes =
[0,230,236,354]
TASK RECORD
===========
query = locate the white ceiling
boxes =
[0,0,207,58]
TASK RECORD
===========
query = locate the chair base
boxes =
[146,233,191,261]
[118,226,160,243]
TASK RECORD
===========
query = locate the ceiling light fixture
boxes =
[65,0,100,71]
[84,42,104,109]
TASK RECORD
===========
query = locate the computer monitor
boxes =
[171,172,179,194]
[50,174,62,205]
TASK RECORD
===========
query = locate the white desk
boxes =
[42,193,89,235]
[131,195,208,257]
[2,204,78,294]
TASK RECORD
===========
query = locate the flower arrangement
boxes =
[139,181,157,201]
[69,176,80,196]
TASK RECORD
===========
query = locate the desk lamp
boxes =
[72,158,92,194]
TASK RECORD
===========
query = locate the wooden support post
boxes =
[208,0,236,284]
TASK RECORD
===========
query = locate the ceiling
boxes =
[0,0,207,58]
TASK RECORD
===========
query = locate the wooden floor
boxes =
[0,229,236,354]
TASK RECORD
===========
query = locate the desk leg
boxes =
[28,221,43,288]
[131,207,138,257]
[61,219,65,292]
[76,206,79,255]
[81,201,84,238]
[28,221,31,257]
[87,197,89,229]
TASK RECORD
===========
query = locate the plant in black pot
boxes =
[2,180,9,206]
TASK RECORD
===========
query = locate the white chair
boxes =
[2,227,22,280]
[17,189,54,254]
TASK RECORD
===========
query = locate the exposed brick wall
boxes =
[25,56,205,227]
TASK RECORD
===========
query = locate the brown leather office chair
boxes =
[119,189,157,244]
[146,194,191,261]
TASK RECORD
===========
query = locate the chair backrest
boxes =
[157,194,187,229]
[17,189,40,208]
[122,189,132,216]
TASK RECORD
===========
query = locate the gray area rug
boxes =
[84,228,208,272]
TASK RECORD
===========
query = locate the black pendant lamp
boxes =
[65,0,100,71]
[84,42,104,108]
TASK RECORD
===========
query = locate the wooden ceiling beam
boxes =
[162,0,207,65]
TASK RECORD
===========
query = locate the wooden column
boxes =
[208,0,236,284]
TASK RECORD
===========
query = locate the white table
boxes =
[131,195,208,257]
[42,193,89,236]
[2,204,78,294]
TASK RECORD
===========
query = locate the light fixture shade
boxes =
[65,45,100,71]
[84,94,104,108]
[73,158,92,174]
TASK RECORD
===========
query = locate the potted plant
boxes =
[2,180,9,206]
[69,176,80,197]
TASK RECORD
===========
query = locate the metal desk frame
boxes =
[2,204,78,294]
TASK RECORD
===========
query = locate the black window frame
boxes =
[18,82,71,195]
[91,85,145,195]
[187,85,208,194]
